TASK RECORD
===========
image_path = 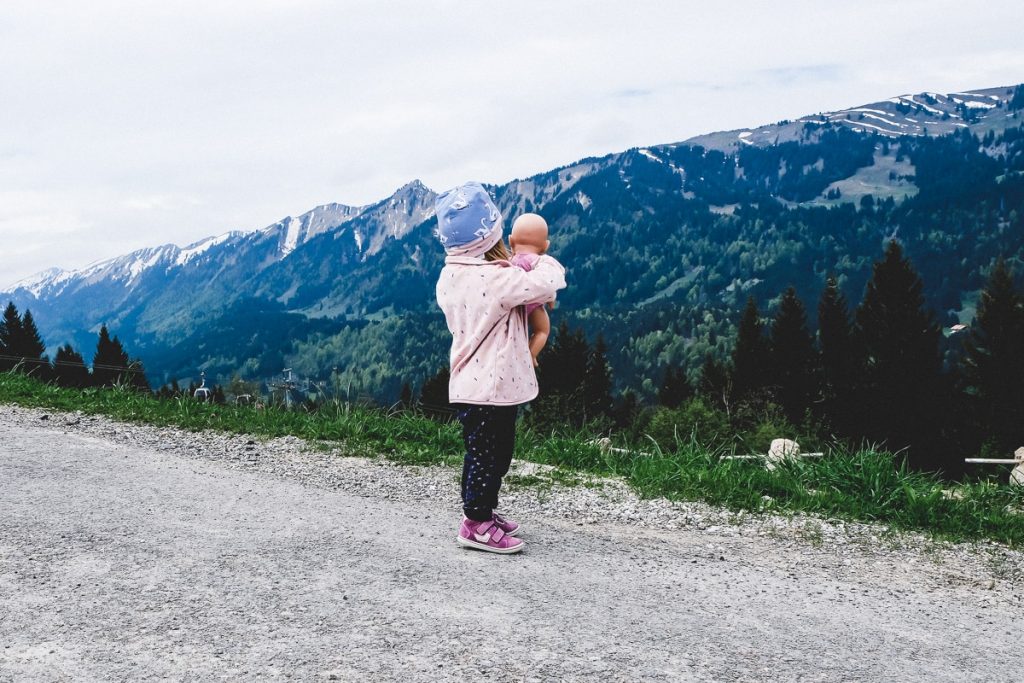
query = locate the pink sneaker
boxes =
[492,512,521,537]
[457,517,524,554]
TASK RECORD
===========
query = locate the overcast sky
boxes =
[2,0,1023,287]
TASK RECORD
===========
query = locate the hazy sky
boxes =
[2,0,1023,287]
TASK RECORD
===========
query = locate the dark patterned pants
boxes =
[454,404,519,522]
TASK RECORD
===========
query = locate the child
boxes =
[509,213,554,367]
[435,182,566,554]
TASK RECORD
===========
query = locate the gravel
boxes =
[1,403,1021,681]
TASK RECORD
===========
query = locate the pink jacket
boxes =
[436,254,566,405]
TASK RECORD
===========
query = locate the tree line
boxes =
[7,235,1022,479]
[0,302,150,391]
[408,240,1022,477]
[653,241,1023,475]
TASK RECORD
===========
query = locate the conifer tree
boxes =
[128,357,152,393]
[657,366,692,408]
[583,334,614,423]
[53,344,90,388]
[817,275,860,435]
[399,382,414,410]
[962,258,1024,452]
[0,302,22,371]
[534,322,591,428]
[19,310,49,377]
[698,353,731,413]
[855,241,945,467]
[768,287,819,423]
[92,325,132,387]
[612,389,642,432]
[730,296,770,403]
[418,366,451,420]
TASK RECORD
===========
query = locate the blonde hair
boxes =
[483,239,511,262]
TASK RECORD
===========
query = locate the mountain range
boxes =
[4,83,1024,399]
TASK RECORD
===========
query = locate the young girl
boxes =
[435,182,566,554]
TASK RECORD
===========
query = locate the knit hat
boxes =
[435,182,504,257]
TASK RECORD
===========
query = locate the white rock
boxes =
[765,439,800,470]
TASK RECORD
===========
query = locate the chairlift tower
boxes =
[270,368,299,409]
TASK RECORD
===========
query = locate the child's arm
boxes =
[496,255,566,310]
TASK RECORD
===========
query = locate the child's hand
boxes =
[546,300,556,310]
[532,354,540,368]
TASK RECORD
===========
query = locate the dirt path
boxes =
[0,412,1019,681]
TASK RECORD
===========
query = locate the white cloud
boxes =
[1,0,1023,286]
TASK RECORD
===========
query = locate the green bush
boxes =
[647,398,731,451]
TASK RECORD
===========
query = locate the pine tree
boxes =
[19,310,49,378]
[612,389,642,432]
[817,275,860,435]
[53,344,90,388]
[768,287,819,423]
[92,325,132,387]
[657,366,692,408]
[731,296,770,403]
[697,353,731,413]
[962,258,1024,453]
[399,382,414,410]
[128,358,152,393]
[0,302,22,371]
[583,334,614,423]
[855,241,946,468]
[534,322,591,428]
[419,366,451,420]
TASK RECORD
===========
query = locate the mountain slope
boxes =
[4,83,1023,395]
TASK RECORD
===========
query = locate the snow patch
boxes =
[638,148,662,163]
[838,119,900,135]
[847,108,892,117]
[176,232,234,266]
[574,191,592,210]
[952,97,995,109]
[128,249,167,280]
[8,267,63,298]
[857,112,902,127]
[281,217,302,256]
[899,96,944,116]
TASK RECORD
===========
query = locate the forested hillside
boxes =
[4,84,1023,407]
[283,112,1024,403]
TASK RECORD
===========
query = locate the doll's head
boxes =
[509,213,549,256]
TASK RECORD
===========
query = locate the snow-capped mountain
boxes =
[2,181,437,354]
[2,83,1021,389]
[684,86,1015,151]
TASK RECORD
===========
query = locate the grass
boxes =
[3,371,1023,547]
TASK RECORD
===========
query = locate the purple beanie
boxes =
[435,182,504,257]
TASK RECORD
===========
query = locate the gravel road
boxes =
[1,405,1021,682]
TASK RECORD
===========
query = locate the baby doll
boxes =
[509,213,555,367]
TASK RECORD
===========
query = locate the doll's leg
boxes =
[528,308,550,365]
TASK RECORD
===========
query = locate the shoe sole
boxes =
[456,535,524,554]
